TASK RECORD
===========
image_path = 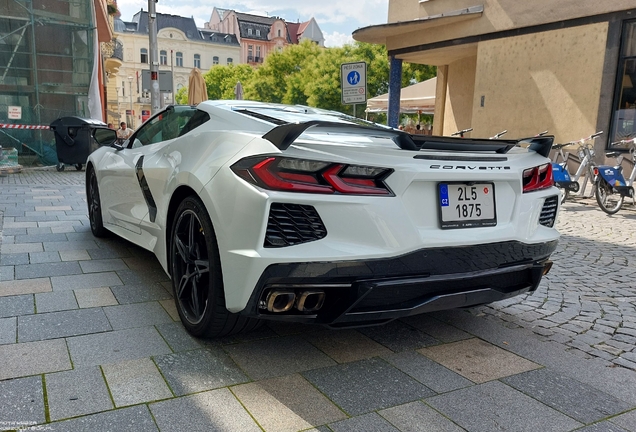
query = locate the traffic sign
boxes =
[341,62,367,105]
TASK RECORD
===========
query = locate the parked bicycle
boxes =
[451,127,473,137]
[551,132,603,204]
[594,137,636,214]
[490,130,508,139]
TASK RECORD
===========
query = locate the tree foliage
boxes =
[181,40,436,117]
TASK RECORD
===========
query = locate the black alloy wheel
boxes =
[170,196,261,338]
[87,168,108,237]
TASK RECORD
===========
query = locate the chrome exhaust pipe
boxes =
[265,291,296,313]
[296,290,325,312]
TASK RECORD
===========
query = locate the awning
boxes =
[353,6,483,46]
[366,77,436,114]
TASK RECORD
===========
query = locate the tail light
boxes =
[522,163,553,193]
[231,156,393,195]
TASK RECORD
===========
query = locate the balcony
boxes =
[137,97,151,104]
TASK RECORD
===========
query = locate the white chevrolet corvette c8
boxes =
[86,100,560,338]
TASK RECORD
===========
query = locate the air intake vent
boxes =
[539,195,558,227]
[265,203,327,248]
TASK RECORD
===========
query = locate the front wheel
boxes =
[86,168,108,237]
[170,196,260,338]
[75,164,83,171]
[595,180,623,215]
[56,163,64,172]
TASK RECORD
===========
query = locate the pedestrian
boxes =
[107,123,114,130]
[116,122,133,143]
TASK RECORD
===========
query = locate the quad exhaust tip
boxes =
[264,289,326,313]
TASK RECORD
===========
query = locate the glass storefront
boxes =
[611,21,636,146]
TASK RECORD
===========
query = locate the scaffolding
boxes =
[0,0,95,161]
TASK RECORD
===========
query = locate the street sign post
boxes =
[341,62,367,108]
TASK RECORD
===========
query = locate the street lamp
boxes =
[128,76,134,129]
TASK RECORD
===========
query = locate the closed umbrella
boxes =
[234,80,244,100]
[188,68,208,105]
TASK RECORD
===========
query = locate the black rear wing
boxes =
[262,121,554,157]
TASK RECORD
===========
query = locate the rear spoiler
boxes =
[262,121,554,157]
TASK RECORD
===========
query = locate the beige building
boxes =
[205,8,324,66]
[354,1,636,154]
[104,11,240,128]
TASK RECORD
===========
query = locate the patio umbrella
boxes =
[188,68,208,105]
[234,80,244,100]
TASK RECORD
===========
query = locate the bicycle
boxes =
[551,132,603,204]
[594,137,636,214]
[490,130,508,139]
[451,127,473,138]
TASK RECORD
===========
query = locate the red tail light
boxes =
[522,163,553,193]
[231,156,393,195]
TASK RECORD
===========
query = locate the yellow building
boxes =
[354,1,636,152]
[104,11,240,128]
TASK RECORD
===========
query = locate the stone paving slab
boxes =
[232,373,347,430]
[0,339,71,380]
[0,376,44,430]
[328,412,400,432]
[34,290,78,313]
[419,338,541,383]
[379,401,465,432]
[0,294,33,318]
[101,357,173,407]
[225,335,336,380]
[110,283,172,304]
[302,329,393,363]
[103,302,173,330]
[426,380,583,432]
[18,307,112,342]
[149,388,262,432]
[502,368,632,424]
[154,348,249,396]
[45,366,113,421]
[358,320,440,352]
[66,327,172,368]
[0,278,51,297]
[0,317,16,344]
[50,272,122,291]
[73,287,118,308]
[302,357,435,416]
[24,405,159,432]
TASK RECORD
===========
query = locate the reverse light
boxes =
[231,156,393,195]
[523,163,553,193]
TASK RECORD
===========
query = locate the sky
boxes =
[115,0,389,47]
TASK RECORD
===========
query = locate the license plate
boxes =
[438,183,497,229]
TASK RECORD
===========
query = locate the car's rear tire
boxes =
[170,196,260,338]
[87,168,108,237]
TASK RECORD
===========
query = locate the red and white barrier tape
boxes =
[0,124,50,130]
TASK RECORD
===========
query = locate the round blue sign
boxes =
[347,71,360,85]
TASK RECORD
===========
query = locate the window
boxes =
[140,48,148,63]
[213,56,219,65]
[176,52,183,67]
[256,29,260,37]
[247,45,253,62]
[227,58,233,64]
[248,28,252,36]
[278,29,281,37]
[122,81,125,96]
[160,50,167,65]
[256,46,261,62]
[611,21,636,146]
[194,54,201,68]
[133,106,203,147]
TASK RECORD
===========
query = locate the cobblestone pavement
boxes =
[477,198,636,370]
[0,168,635,431]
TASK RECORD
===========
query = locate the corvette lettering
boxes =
[429,165,511,170]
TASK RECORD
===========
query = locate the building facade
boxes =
[354,1,636,154]
[0,0,112,155]
[205,8,324,66]
[105,11,240,127]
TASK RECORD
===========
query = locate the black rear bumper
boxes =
[241,240,558,327]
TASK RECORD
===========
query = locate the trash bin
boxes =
[49,116,115,171]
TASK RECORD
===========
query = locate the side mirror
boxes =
[93,128,118,147]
